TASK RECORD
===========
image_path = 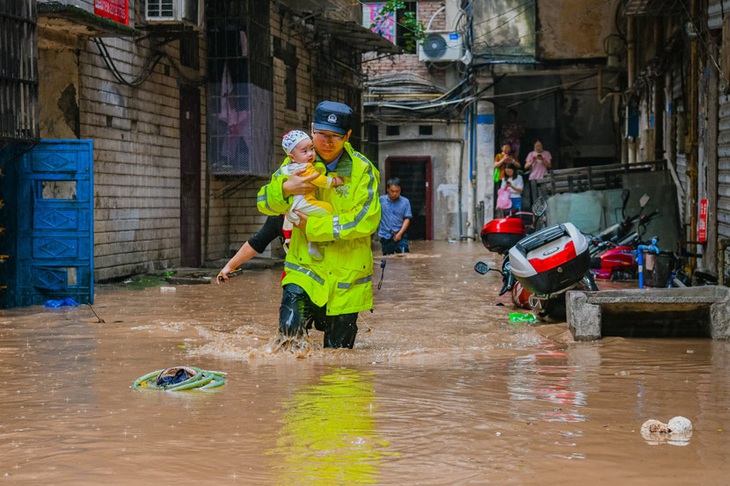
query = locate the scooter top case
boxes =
[480,217,525,254]
[508,222,591,296]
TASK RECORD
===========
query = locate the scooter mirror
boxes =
[620,189,630,219]
[621,189,630,208]
[639,193,650,208]
[474,261,491,275]
[532,197,547,218]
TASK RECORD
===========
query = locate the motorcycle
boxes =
[508,221,599,320]
[589,192,661,281]
[475,197,599,321]
[474,199,546,308]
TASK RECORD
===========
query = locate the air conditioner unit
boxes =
[418,32,464,62]
[145,0,202,25]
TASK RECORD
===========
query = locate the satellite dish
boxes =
[422,33,448,59]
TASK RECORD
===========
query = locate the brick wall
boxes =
[363,1,448,84]
[76,36,190,279]
[37,0,379,279]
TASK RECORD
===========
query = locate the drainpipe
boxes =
[626,18,636,165]
[467,102,478,240]
[459,109,469,239]
[688,0,700,270]
[719,239,730,285]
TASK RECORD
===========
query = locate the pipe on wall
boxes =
[718,239,730,286]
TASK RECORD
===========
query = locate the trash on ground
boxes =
[44,298,79,308]
[509,312,538,323]
[131,366,227,391]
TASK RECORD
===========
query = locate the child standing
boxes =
[280,129,343,259]
[500,163,524,214]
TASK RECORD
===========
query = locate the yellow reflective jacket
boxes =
[257,143,381,314]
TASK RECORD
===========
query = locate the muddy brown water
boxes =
[1,241,729,485]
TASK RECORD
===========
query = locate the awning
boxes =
[313,17,401,55]
[38,2,139,47]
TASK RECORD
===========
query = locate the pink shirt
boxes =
[526,150,552,180]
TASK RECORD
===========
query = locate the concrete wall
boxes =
[376,122,466,240]
[536,0,621,60]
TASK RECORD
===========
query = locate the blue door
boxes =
[10,140,94,307]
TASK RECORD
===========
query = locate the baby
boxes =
[281,129,343,259]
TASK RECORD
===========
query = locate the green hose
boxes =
[131,366,227,391]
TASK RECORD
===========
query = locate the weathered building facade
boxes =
[363,0,621,240]
[363,1,472,240]
[0,0,395,306]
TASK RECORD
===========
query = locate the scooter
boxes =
[591,193,660,280]
[475,198,559,313]
[508,221,599,320]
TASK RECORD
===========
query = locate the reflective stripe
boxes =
[332,158,377,239]
[284,261,325,285]
[333,215,340,238]
[337,275,373,289]
[257,186,275,214]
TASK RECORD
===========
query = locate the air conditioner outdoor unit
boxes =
[145,0,201,25]
[418,32,464,62]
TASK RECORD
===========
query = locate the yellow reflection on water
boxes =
[268,367,391,484]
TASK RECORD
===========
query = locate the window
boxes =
[274,38,297,111]
[419,125,432,136]
[180,33,199,70]
[364,1,419,54]
[386,125,400,136]
[206,0,273,176]
[395,2,418,54]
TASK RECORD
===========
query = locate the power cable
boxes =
[92,37,163,87]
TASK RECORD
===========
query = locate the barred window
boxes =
[206,0,273,176]
[0,0,39,144]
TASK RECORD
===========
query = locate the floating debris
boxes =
[509,312,538,323]
[131,366,226,391]
[640,416,693,446]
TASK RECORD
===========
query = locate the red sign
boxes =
[698,198,708,243]
[94,0,129,26]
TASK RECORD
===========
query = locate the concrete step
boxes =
[566,286,730,340]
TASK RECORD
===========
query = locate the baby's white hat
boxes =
[282,129,311,155]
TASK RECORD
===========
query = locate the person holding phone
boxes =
[524,140,552,181]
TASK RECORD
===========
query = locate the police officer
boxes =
[257,101,381,348]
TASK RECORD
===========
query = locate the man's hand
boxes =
[293,210,308,233]
[283,170,319,198]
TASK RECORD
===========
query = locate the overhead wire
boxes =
[92,37,163,87]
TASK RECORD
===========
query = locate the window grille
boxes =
[205,0,272,176]
[0,0,39,144]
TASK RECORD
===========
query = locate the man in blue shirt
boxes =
[378,177,412,255]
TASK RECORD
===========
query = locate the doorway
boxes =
[180,85,201,267]
[384,156,432,240]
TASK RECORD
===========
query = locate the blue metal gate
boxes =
[3,140,94,307]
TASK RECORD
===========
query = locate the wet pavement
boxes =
[1,240,729,485]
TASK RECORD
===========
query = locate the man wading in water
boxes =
[257,101,381,350]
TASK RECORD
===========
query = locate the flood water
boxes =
[1,241,729,485]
